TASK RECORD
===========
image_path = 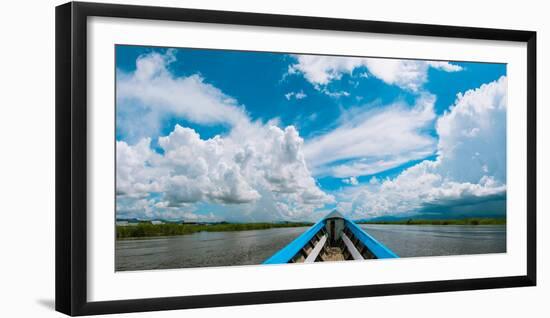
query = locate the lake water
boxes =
[115,224,506,271]
[359,224,506,257]
[116,227,307,271]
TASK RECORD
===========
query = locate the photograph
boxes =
[114,45,507,271]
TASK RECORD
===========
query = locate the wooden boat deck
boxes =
[321,247,345,262]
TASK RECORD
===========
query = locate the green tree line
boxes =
[359,218,506,226]
[116,222,312,239]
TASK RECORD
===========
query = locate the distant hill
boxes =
[356,211,506,223]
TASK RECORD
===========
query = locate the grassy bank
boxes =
[116,222,312,239]
[358,218,506,226]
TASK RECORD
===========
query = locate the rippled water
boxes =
[115,224,506,271]
[359,224,506,257]
[115,227,307,271]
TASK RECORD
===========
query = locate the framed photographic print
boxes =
[55,1,536,316]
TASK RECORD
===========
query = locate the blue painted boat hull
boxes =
[264,211,398,264]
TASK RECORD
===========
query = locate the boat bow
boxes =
[264,211,398,264]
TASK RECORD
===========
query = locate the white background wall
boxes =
[0,0,546,317]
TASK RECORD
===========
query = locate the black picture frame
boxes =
[55,1,537,316]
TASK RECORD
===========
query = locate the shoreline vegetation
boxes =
[116,222,313,239]
[116,217,506,239]
[358,217,506,226]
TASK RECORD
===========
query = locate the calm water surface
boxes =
[116,224,506,271]
[359,224,506,257]
[116,227,307,271]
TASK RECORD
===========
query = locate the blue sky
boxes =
[115,45,507,222]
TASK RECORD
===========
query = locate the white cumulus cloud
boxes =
[116,49,249,143]
[285,90,307,100]
[342,177,359,186]
[287,55,463,92]
[116,50,336,221]
[117,124,334,221]
[337,76,507,219]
